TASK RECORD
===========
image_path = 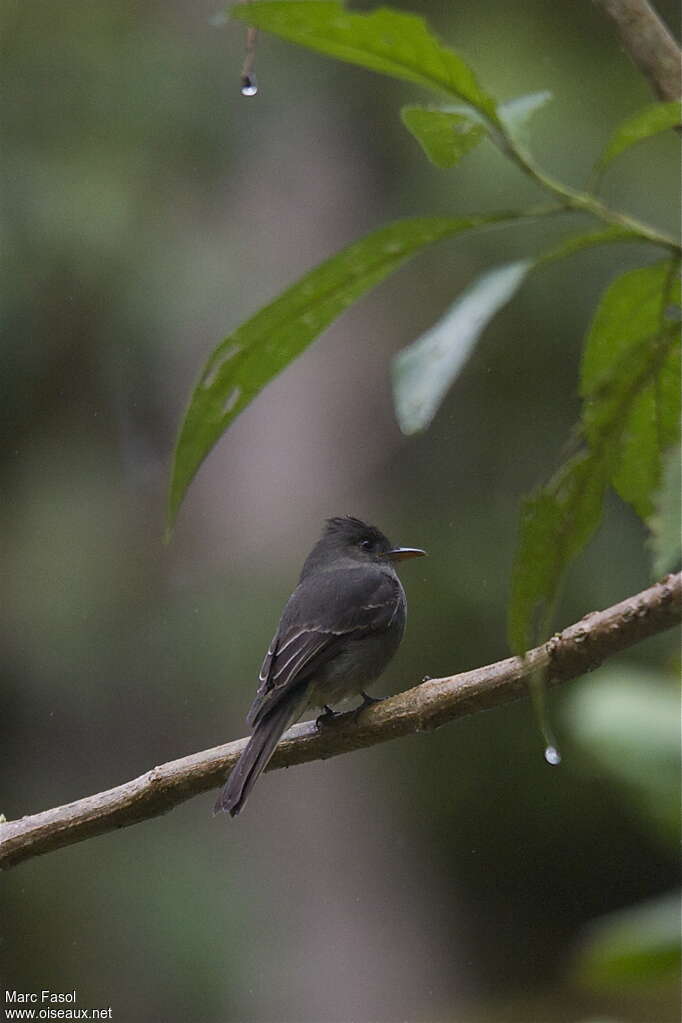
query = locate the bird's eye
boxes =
[359,538,372,549]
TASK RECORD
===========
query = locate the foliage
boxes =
[168,214,528,530]
[509,261,680,651]
[392,259,532,434]
[400,106,486,168]
[591,100,682,185]
[233,1,498,115]
[169,1,680,662]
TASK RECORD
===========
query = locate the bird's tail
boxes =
[214,684,310,817]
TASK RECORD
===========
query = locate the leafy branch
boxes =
[167,210,558,532]
[230,2,679,250]
[509,262,680,650]
[167,2,680,733]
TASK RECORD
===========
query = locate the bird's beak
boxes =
[385,546,426,562]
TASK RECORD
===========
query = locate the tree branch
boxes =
[1,574,680,870]
[594,0,682,101]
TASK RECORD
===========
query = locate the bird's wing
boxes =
[246,568,402,728]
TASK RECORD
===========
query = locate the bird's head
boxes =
[300,516,425,576]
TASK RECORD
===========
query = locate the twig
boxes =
[1,574,679,870]
[593,0,682,101]
[490,1,681,245]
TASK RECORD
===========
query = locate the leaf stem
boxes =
[494,130,680,252]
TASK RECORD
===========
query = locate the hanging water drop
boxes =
[240,73,258,97]
[544,745,561,766]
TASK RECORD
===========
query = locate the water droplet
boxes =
[240,73,258,97]
[544,745,561,766]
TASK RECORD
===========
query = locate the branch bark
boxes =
[1,573,680,870]
[594,0,682,101]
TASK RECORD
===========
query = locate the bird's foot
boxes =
[316,705,337,729]
[361,690,382,708]
[354,691,384,720]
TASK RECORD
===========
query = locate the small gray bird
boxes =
[215,516,425,816]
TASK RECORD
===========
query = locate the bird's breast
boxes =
[307,601,406,709]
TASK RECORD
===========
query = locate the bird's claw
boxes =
[316,705,337,729]
[353,691,383,721]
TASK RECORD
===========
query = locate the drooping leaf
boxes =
[508,260,680,653]
[390,229,655,438]
[167,213,523,530]
[593,100,681,178]
[508,452,608,654]
[392,260,532,435]
[231,1,498,119]
[610,340,680,518]
[581,261,681,518]
[581,261,676,390]
[498,90,552,141]
[400,106,486,168]
[648,443,682,577]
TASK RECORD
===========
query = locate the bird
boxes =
[214,515,425,816]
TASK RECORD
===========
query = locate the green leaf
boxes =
[498,90,552,141]
[574,892,681,990]
[508,452,608,653]
[167,214,520,530]
[582,262,677,390]
[581,261,681,518]
[507,260,680,652]
[610,341,679,518]
[580,259,678,390]
[594,100,681,177]
[648,443,682,577]
[231,1,498,118]
[390,228,654,438]
[537,226,644,266]
[392,260,531,434]
[400,105,486,168]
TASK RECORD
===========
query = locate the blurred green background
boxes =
[2,1,680,1020]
